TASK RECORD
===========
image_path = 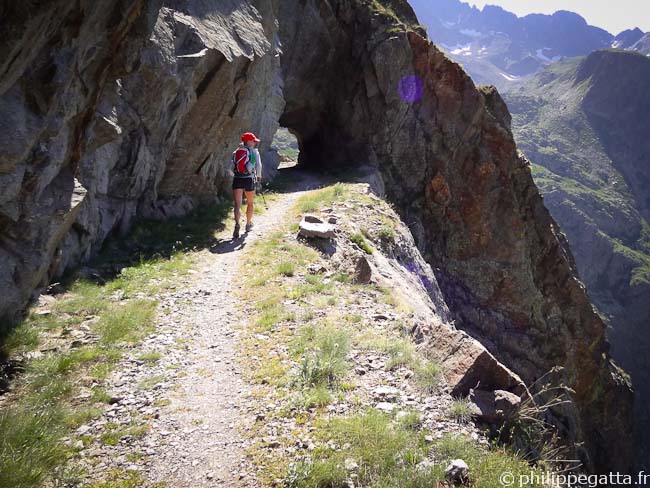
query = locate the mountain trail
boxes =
[142,169,326,487]
[62,166,484,486]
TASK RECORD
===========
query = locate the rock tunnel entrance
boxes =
[270,128,301,174]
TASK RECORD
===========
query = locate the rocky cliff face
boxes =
[0,0,284,330]
[0,0,633,472]
[505,49,650,468]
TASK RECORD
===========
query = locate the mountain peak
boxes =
[576,47,650,83]
[613,27,646,48]
[619,26,645,36]
[551,9,588,25]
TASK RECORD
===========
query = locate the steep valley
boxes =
[505,48,650,468]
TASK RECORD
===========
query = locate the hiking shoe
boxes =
[233,222,240,239]
[245,221,254,233]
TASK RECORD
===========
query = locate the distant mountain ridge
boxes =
[504,49,650,468]
[409,0,649,89]
[632,32,650,54]
[612,27,645,49]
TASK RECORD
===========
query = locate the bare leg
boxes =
[233,188,244,225]
[244,190,255,225]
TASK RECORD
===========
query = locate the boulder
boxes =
[373,386,399,401]
[467,389,521,423]
[352,255,373,284]
[375,402,395,413]
[303,214,324,223]
[445,459,470,486]
[298,220,335,239]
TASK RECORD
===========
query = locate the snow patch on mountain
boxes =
[500,72,520,81]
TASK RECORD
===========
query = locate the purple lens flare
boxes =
[398,74,423,103]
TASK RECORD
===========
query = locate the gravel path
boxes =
[144,169,324,487]
[66,167,486,487]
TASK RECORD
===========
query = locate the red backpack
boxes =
[232,146,254,176]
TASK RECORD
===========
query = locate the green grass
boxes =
[0,294,157,487]
[285,410,546,488]
[610,238,650,287]
[294,386,334,409]
[1,321,39,357]
[356,336,442,393]
[91,387,113,404]
[0,405,68,488]
[285,410,435,488]
[55,280,109,317]
[97,201,230,263]
[245,231,319,271]
[254,304,293,332]
[332,272,351,283]
[100,423,149,447]
[368,0,415,28]
[89,360,116,380]
[97,300,157,345]
[252,357,289,385]
[345,313,363,323]
[384,339,417,370]
[305,274,328,289]
[87,469,153,488]
[397,410,423,431]
[449,397,474,423]
[350,233,373,254]
[136,351,161,363]
[103,254,192,298]
[28,355,82,384]
[296,326,350,388]
[414,361,442,393]
[285,410,420,487]
[294,184,348,215]
[434,433,547,487]
[285,276,336,301]
[377,223,396,244]
[137,374,165,391]
[277,261,296,277]
[0,195,230,487]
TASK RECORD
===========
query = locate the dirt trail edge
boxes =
[141,171,324,487]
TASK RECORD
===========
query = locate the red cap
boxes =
[241,132,261,143]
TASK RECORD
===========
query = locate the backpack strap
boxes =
[248,147,256,168]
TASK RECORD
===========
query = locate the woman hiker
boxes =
[231,132,263,239]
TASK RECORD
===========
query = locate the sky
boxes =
[468,0,650,34]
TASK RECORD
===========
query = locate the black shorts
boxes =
[232,177,255,191]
